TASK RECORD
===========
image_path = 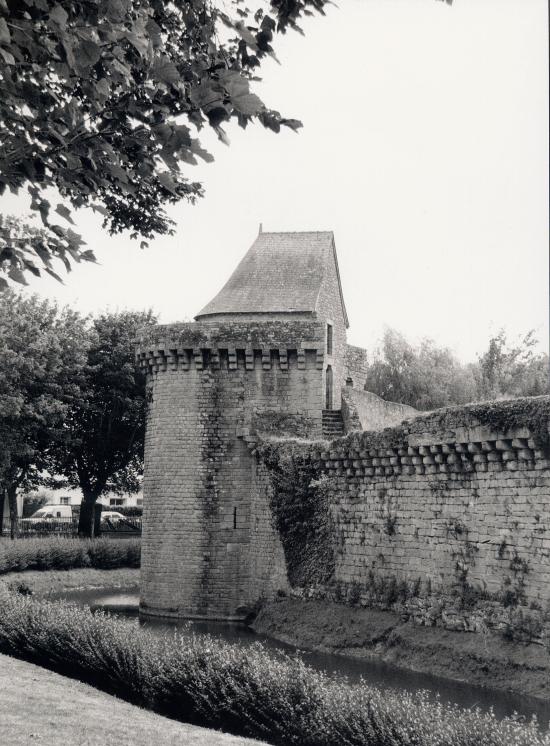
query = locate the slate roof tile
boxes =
[195,231,347,324]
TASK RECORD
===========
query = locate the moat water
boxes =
[53,585,550,730]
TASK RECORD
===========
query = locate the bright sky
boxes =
[3,0,548,362]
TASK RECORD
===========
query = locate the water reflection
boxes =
[51,587,550,730]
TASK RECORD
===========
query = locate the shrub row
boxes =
[0,589,546,746]
[0,536,140,574]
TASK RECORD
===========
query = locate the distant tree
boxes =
[476,330,549,400]
[365,328,477,411]
[50,310,156,536]
[0,291,87,536]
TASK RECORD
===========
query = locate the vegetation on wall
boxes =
[422,396,550,453]
[255,441,335,587]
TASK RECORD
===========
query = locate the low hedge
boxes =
[0,537,140,574]
[0,588,546,746]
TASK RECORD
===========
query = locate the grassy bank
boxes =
[0,653,266,746]
[0,587,547,746]
[0,536,140,574]
[0,566,140,596]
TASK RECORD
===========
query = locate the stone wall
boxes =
[315,251,348,410]
[344,344,369,389]
[256,397,550,617]
[136,319,324,620]
[341,387,418,432]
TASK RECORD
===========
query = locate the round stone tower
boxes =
[137,230,350,620]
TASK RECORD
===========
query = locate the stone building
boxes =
[137,229,383,619]
[137,229,550,630]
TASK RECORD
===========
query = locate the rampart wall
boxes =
[254,397,550,634]
[344,344,369,389]
[342,387,418,432]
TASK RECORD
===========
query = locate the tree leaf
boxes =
[76,40,101,70]
[152,57,180,85]
[233,93,263,116]
[190,140,214,163]
[126,31,150,57]
[45,267,64,283]
[145,19,162,48]
[67,228,86,248]
[0,17,10,45]
[157,172,177,194]
[0,47,15,65]
[22,259,41,277]
[281,118,303,132]
[55,203,75,225]
[49,5,69,29]
[104,0,128,23]
[8,266,28,285]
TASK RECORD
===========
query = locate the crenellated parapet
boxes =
[136,319,326,375]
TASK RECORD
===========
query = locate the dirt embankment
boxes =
[252,597,550,701]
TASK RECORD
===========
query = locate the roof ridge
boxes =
[259,230,333,235]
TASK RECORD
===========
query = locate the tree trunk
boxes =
[7,483,18,540]
[78,493,102,538]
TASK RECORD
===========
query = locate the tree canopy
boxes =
[0,0,452,287]
[0,0,331,286]
[476,330,549,401]
[0,290,87,534]
[364,327,548,411]
[48,309,156,535]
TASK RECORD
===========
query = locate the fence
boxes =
[1,517,142,538]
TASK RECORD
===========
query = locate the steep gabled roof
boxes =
[195,230,349,326]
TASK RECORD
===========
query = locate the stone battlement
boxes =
[136,320,326,374]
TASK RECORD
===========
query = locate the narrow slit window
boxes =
[327,324,333,356]
[233,506,237,529]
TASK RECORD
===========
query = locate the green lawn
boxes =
[0,653,267,746]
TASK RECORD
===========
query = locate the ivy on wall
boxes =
[254,441,335,587]
[423,396,550,452]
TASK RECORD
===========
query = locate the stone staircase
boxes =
[322,409,344,438]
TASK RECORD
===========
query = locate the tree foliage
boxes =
[48,309,156,535]
[0,0,452,287]
[0,290,87,534]
[0,0,332,286]
[0,297,155,535]
[365,328,477,411]
[476,329,549,401]
[364,327,548,411]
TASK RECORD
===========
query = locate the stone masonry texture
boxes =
[137,320,326,619]
[258,397,550,612]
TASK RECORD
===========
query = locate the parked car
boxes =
[21,504,74,523]
[100,511,126,524]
